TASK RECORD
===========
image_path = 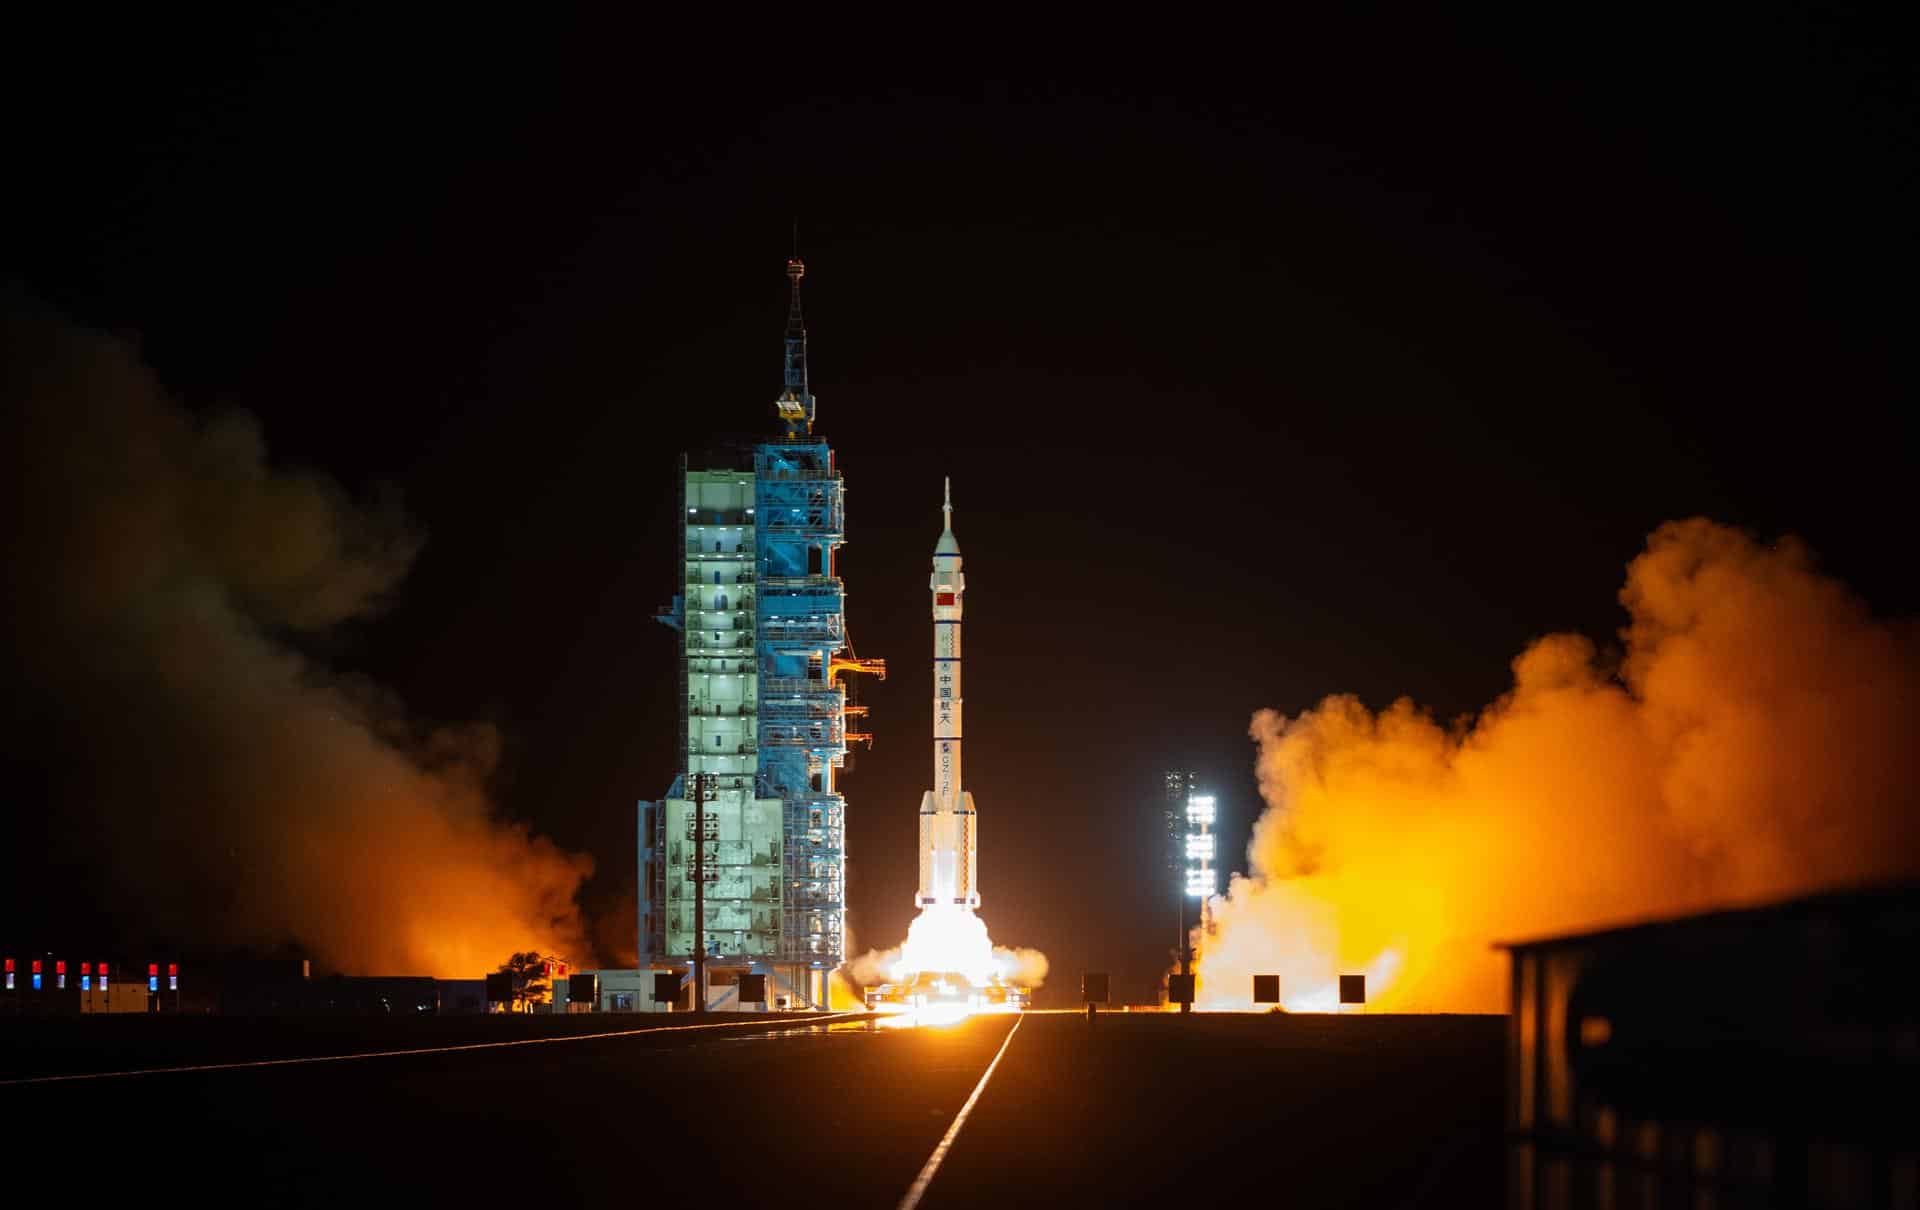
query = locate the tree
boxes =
[497,951,551,1009]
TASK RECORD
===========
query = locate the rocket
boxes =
[918,477,980,909]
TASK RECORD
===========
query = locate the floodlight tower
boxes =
[1185,793,1218,903]
[1166,772,1218,1013]
[1182,791,1219,1013]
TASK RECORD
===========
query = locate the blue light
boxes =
[149,977,158,992]
[31,974,41,990]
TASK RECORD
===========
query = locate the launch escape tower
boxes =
[638,259,884,1011]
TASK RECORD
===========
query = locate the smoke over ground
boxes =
[0,296,594,974]
[1198,519,1919,1011]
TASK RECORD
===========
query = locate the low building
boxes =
[553,967,794,1013]
[79,983,149,1014]
[1,951,182,1015]
[437,979,487,1014]
[575,969,662,1013]
[302,976,442,1015]
[1500,882,1918,1209]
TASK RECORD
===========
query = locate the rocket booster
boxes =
[918,477,980,909]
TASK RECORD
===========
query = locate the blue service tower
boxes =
[638,259,884,1011]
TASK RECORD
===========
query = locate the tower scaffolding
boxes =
[638,258,882,1010]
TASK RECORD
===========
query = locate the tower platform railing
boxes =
[761,725,846,747]
[761,619,844,645]
[759,575,843,592]
[758,676,845,697]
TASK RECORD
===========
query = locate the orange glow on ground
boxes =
[872,1000,1024,1029]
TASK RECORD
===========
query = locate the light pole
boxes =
[1165,771,1194,1009]
[1177,861,1190,1014]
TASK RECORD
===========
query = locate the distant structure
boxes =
[638,258,884,1012]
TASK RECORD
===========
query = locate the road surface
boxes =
[3,1010,1503,1205]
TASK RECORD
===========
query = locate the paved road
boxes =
[924,1012,1505,1208]
[4,1011,1503,1206]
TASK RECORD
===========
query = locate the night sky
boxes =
[6,12,1914,1002]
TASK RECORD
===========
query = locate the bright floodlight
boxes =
[1177,787,1218,902]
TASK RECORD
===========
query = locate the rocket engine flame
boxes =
[894,905,1000,985]
[879,904,1049,989]
[1194,519,1920,1012]
[849,905,1049,1023]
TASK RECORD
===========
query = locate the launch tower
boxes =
[638,258,884,1011]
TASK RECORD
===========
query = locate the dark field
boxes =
[2,1010,1506,1206]
[0,1009,836,1080]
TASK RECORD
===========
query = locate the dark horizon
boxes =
[4,12,1915,1003]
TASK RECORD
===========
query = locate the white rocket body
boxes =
[918,479,980,909]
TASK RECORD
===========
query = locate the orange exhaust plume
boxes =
[1,297,596,977]
[1197,519,1919,1011]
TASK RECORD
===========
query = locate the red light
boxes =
[31,960,41,974]
[168,964,178,977]
[56,961,66,975]
[80,963,90,975]
[148,964,158,977]
[4,959,12,973]
[99,962,109,975]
